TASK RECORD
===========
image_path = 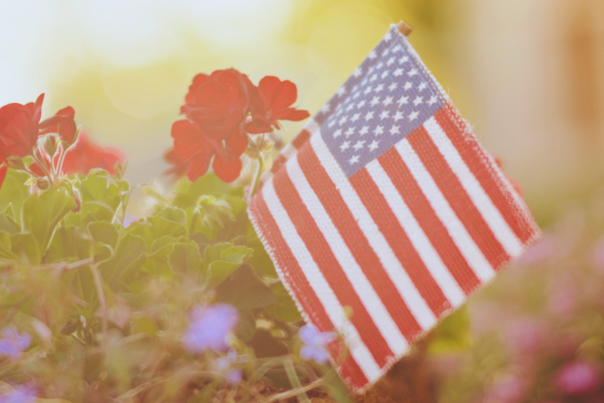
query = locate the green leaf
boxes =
[201,243,253,288]
[140,236,178,278]
[43,226,89,263]
[157,207,186,226]
[233,309,256,343]
[0,211,19,234]
[0,232,16,260]
[10,233,42,264]
[0,169,30,219]
[21,190,76,264]
[98,233,146,286]
[151,236,178,253]
[320,369,353,403]
[246,221,277,278]
[127,216,187,248]
[215,264,275,309]
[168,241,202,273]
[173,173,233,209]
[265,283,302,322]
[87,221,119,249]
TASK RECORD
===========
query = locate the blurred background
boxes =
[4,0,604,226]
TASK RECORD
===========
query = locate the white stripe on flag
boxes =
[262,180,382,382]
[310,133,437,331]
[395,140,496,282]
[285,155,408,353]
[422,118,524,257]
[365,160,466,308]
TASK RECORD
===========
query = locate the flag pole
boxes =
[397,21,413,37]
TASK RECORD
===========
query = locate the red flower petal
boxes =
[225,129,248,158]
[60,133,125,175]
[163,147,188,181]
[39,106,77,143]
[185,74,210,104]
[0,164,6,190]
[244,119,273,135]
[212,155,242,183]
[186,150,213,182]
[272,80,298,111]
[171,120,213,160]
[195,81,230,110]
[0,97,42,158]
[274,108,310,122]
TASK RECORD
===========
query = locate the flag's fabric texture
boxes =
[248,24,540,391]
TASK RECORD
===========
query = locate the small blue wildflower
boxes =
[299,324,334,365]
[0,328,31,361]
[215,349,243,385]
[0,384,36,403]
[182,304,239,353]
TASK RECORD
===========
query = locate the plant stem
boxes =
[32,151,53,185]
[89,263,108,340]
[36,258,93,272]
[266,379,322,403]
[283,358,311,403]
[249,153,264,199]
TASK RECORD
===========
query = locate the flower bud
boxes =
[4,156,26,171]
[36,178,50,190]
[43,134,58,157]
[196,195,234,230]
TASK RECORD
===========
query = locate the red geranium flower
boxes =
[163,147,188,182]
[180,69,252,143]
[61,132,125,175]
[39,106,77,144]
[0,164,7,190]
[171,120,245,183]
[245,76,310,134]
[0,94,44,162]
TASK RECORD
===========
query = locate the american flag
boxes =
[248,24,540,391]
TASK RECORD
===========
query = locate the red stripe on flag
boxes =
[434,108,535,243]
[270,154,288,175]
[297,145,423,340]
[292,129,312,149]
[350,168,452,317]
[271,168,393,366]
[407,127,510,270]
[379,148,481,294]
[249,193,368,386]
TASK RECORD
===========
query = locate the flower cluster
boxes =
[165,69,309,183]
[182,303,239,353]
[0,95,124,191]
[0,328,31,361]
[298,324,335,365]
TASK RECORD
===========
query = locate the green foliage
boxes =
[0,169,355,402]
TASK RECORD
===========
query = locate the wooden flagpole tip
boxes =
[397,21,413,37]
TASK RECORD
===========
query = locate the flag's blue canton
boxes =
[315,26,446,178]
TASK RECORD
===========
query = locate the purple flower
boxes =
[0,328,31,361]
[182,304,238,353]
[0,385,36,403]
[555,361,602,395]
[215,350,243,385]
[298,324,334,365]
